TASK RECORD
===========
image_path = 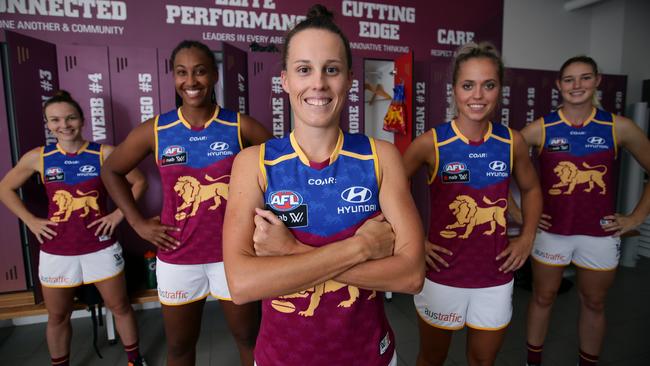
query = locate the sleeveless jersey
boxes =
[41,142,115,255]
[538,108,617,236]
[427,121,513,288]
[255,131,395,366]
[155,106,241,264]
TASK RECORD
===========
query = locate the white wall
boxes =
[503,0,650,104]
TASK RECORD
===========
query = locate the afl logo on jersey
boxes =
[267,191,308,228]
[442,162,470,183]
[341,186,372,204]
[207,141,234,157]
[548,137,570,152]
[269,191,303,211]
[161,145,188,166]
[45,167,65,183]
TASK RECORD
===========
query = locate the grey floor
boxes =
[1,258,649,366]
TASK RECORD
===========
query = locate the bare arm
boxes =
[403,129,435,179]
[602,116,650,236]
[497,130,543,272]
[333,140,425,293]
[87,144,149,237]
[223,146,394,304]
[0,148,57,243]
[101,119,178,249]
[518,118,551,230]
[240,114,272,147]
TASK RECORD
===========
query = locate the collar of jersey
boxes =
[558,107,596,128]
[451,120,492,145]
[289,129,344,167]
[177,106,219,130]
[56,141,89,156]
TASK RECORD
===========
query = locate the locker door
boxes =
[393,51,414,154]
[248,52,290,138]
[2,31,60,296]
[222,42,249,114]
[57,45,114,144]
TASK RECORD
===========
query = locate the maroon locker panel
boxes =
[222,42,249,114]
[4,31,60,300]
[248,52,290,138]
[108,46,161,258]
[57,44,114,144]
[157,47,176,112]
[0,54,27,293]
[340,57,364,134]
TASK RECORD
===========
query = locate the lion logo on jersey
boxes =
[51,190,100,223]
[174,174,229,220]
[441,195,507,239]
[270,280,376,317]
[549,161,607,195]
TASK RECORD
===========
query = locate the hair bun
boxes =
[53,90,72,99]
[306,4,334,21]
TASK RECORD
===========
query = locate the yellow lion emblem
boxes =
[270,280,376,317]
[174,174,229,220]
[51,190,100,223]
[549,161,607,195]
[441,195,507,239]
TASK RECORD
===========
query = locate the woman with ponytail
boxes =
[223,4,424,366]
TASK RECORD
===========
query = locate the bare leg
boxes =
[415,315,453,366]
[94,273,139,346]
[576,267,616,355]
[466,327,507,366]
[162,300,206,366]
[526,260,565,346]
[220,300,260,366]
[42,286,76,359]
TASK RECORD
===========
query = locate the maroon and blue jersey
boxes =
[41,142,114,255]
[538,108,617,236]
[155,107,241,264]
[428,121,513,288]
[255,130,395,366]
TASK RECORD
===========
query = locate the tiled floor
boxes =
[1,257,649,365]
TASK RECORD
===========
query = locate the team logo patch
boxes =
[161,145,188,166]
[341,186,372,203]
[44,166,65,183]
[267,191,308,228]
[547,137,570,152]
[441,162,470,183]
[271,280,375,317]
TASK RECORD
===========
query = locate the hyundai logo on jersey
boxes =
[586,136,606,146]
[79,165,96,173]
[489,161,507,172]
[267,191,308,228]
[548,137,570,152]
[45,166,65,182]
[442,162,470,183]
[210,141,229,151]
[208,141,234,157]
[340,186,372,204]
[161,145,188,166]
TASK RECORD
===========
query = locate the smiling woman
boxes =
[223,4,424,366]
[0,90,147,366]
[99,40,271,366]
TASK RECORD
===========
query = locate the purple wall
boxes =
[0,1,503,61]
[248,51,290,137]
[0,48,27,292]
